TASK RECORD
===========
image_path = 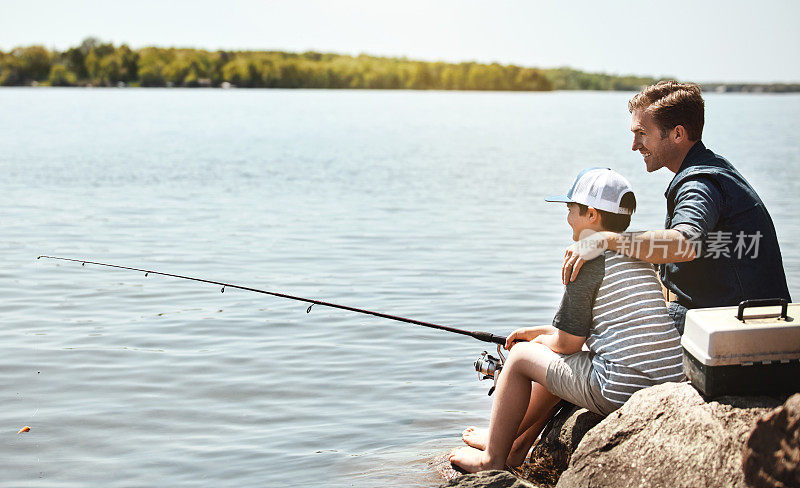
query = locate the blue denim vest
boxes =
[661,142,791,308]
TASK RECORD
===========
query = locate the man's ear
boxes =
[673,124,688,143]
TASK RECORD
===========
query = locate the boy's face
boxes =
[566,203,601,241]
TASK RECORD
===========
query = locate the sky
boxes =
[1,0,799,83]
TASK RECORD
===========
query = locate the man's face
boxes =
[630,109,675,173]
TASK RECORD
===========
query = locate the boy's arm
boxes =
[504,325,557,350]
[550,253,604,348]
[534,329,586,355]
[506,254,602,352]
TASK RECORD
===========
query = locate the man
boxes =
[562,81,791,333]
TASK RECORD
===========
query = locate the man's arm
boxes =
[563,229,696,284]
[562,177,721,284]
[609,229,697,263]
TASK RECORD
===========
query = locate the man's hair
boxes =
[628,81,705,141]
[576,192,637,232]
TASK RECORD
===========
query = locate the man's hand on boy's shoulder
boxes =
[563,231,611,285]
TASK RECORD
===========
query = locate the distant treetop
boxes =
[3,38,794,92]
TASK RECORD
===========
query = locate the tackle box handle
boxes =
[736,298,789,321]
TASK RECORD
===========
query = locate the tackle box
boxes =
[681,299,800,397]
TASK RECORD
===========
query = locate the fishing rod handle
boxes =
[472,331,508,345]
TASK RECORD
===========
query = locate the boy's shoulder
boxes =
[565,252,606,294]
[572,251,606,281]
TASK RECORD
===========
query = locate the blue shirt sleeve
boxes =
[670,176,722,241]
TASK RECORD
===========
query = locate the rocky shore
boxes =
[437,383,799,488]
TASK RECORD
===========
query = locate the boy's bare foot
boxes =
[461,427,531,467]
[449,446,503,474]
[461,427,488,450]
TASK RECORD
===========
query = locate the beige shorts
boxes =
[545,351,618,416]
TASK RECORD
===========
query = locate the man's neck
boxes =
[667,141,698,173]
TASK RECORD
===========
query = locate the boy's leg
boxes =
[505,385,561,466]
[462,384,559,465]
[450,342,561,473]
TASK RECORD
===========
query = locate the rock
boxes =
[435,402,602,488]
[437,383,789,488]
[555,382,783,488]
[430,452,464,482]
[742,393,800,488]
[514,402,603,487]
[440,470,539,488]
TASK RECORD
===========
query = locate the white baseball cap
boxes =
[545,167,635,215]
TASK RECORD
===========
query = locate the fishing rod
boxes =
[38,255,508,394]
[37,255,507,346]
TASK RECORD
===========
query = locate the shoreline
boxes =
[4,84,800,93]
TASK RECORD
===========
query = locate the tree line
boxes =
[0,38,665,91]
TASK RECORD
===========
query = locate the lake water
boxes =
[1,88,798,487]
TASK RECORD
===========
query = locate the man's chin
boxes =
[644,159,661,172]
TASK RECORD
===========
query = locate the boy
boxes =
[450,167,684,473]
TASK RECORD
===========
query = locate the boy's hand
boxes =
[505,326,551,350]
[563,232,608,284]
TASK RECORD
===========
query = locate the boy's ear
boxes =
[587,207,601,223]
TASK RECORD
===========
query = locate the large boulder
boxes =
[742,393,800,488]
[438,383,789,488]
[556,382,783,488]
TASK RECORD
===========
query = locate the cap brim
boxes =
[544,195,573,203]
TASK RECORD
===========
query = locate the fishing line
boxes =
[37,255,507,345]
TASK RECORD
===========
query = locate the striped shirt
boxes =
[552,251,684,408]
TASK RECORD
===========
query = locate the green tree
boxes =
[0,39,679,92]
[8,46,52,84]
[221,57,256,87]
[48,64,77,86]
[137,48,169,86]
[514,67,552,91]
[85,42,119,84]
[63,47,88,79]
[117,45,139,82]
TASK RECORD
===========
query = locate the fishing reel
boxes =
[474,344,506,396]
